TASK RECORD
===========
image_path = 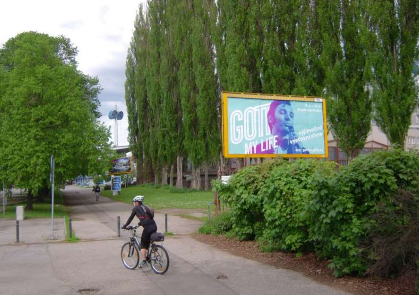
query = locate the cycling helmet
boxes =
[132,195,144,203]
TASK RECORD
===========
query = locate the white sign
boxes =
[221,176,231,185]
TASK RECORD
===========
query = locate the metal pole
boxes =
[117,216,120,237]
[50,155,55,240]
[2,181,4,216]
[165,214,168,233]
[69,218,72,239]
[16,220,19,243]
[208,202,214,222]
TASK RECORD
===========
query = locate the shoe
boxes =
[140,260,148,268]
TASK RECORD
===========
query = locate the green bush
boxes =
[213,150,419,279]
[218,158,286,240]
[416,260,419,295]
[259,159,335,252]
[198,212,233,235]
[309,149,419,277]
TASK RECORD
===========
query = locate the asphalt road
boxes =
[0,186,352,295]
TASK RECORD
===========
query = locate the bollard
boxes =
[69,218,72,239]
[16,220,19,243]
[165,214,168,233]
[117,216,120,237]
[208,202,214,222]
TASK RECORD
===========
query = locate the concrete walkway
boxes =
[0,218,65,245]
[0,186,352,295]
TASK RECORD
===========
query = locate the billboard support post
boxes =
[2,181,5,216]
[50,155,55,240]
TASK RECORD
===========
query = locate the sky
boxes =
[0,0,147,147]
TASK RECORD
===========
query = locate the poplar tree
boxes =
[215,0,263,92]
[146,0,164,185]
[213,0,263,170]
[125,4,151,184]
[172,0,203,189]
[318,0,373,158]
[367,0,419,147]
[160,0,185,187]
[192,0,220,190]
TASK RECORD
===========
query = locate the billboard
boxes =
[109,157,132,175]
[222,92,328,158]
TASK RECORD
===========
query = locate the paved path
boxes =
[0,186,352,295]
[0,218,65,245]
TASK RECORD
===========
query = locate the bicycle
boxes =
[121,225,169,275]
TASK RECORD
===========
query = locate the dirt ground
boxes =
[193,234,417,295]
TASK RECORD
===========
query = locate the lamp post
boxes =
[108,105,124,147]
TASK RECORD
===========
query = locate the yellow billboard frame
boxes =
[221,92,328,158]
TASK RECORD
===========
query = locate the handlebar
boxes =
[122,225,139,230]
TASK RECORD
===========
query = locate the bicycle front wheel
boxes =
[150,245,169,274]
[121,242,139,270]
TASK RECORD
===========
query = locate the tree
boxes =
[215,0,263,92]
[192,0,220,190]
[0,32,113,210]
[367,0,419,147]
[318,0,373,158]
[159,0,184,187]
[146,0,164,185]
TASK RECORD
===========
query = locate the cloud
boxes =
[60,21,83,30]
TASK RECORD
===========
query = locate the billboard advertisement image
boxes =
[222,92,328,158]
[109,157,132,175]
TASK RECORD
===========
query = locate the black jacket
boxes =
[124,205,155,227]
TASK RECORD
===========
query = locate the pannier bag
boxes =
[150,232,164,242]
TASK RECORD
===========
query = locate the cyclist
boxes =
[92,183,101,201]
[122,195,157,268]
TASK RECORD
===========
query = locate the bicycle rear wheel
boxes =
[121,242,139,269]
[149,245,169,274]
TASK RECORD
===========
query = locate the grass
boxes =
[101,183,214,210]
[0,190,67,220]
[176,213,209,222]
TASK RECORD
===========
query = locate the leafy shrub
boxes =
[309,149,419,277]
[219,158,286,240]
[416,261,419,295]
[259,159,335,252]
[365,189,419,278]
[198,212,233,235]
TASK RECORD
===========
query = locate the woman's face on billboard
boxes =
[273,103,294,135]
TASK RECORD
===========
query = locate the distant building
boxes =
[328,109,419,164]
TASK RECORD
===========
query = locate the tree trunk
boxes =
[26,190,34,211]
[192,166,201,190]
[148,161,154,183]
[136,157,142,184]
[169,165,174,186]
[154,173,159,186]
[204,163,209,191]
[176,156,183,188]
[162,166,168,185]
[36,186,49,203]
